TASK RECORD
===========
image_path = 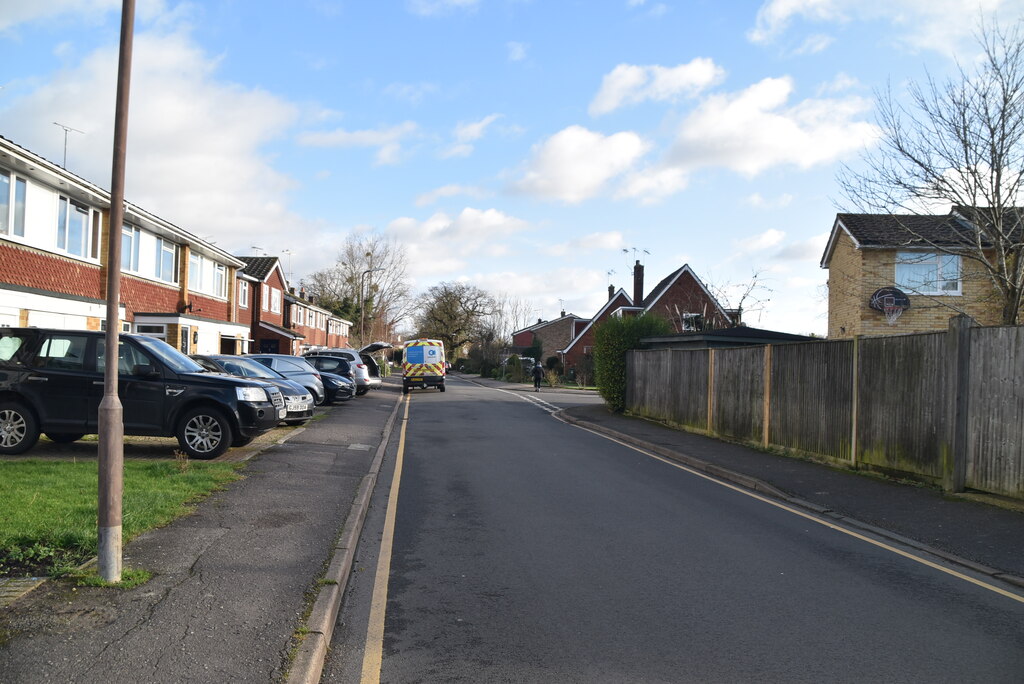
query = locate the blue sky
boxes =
[3,0,1022,334]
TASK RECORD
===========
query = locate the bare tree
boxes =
[837,19,1024,324]
[303,234,413,345]
[413,282,495,356]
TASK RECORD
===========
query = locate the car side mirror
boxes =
[131,364,160,378]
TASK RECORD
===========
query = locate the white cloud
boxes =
[507,41,528,62]
[615,167,688,204]
[745,192,794,209]
[546,231,626,257]
[415,184,488,206]
[0,29,304,257]
[297,121,419,165]
[384,82,439,105]
[793,33,834,54]
[589,59,726,116]
[442,113,501,157]
[735,229,787,254]
[668,76,878,176]
[514,125,650,204]
[407,0,479,16]
[773,232,830,261]
[385,207,532,276]
[818,72,860,94]
[748,0,1024,53]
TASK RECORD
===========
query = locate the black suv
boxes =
[0,328,285,459]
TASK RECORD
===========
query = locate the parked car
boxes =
[320,371,356,404]
[305,343,391,394]
[246,354,327,405]
[0,328,284,459]
[191,354,314,426]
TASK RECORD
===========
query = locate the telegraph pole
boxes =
[98,0,135,583]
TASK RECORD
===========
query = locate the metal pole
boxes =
[98,0,135,583]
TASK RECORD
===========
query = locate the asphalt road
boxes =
[324,376,1024,683]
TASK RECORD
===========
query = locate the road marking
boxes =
[571,423,1024,606]
[360,394,410,684]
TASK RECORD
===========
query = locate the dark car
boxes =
[0,328,284,459]
[191,354,314,426]
[320,371,356,404]
[246,354,327,405]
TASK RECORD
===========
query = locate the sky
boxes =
[2,0,1022,335]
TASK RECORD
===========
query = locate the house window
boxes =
[213,264,226,298]
[121,225,140,272]
[271,287,282,314]
[57,196,94,258]
[135,324,166,339]
[189,253,204,291]
[0,170,27,237]
[895,251,961,295]
[239,281,249,308]
[156,239,179,283]
[261,285,269,311]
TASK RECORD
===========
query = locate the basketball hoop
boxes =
[869,287,910,326]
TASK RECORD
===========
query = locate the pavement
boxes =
[2,373,1022,683]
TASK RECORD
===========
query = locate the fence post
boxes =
[762,344,771,447]
[707,349,715,433]
[944,314,974,493]
[850,335,859,467]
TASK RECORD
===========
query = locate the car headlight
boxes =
[236,386,269,402]
[324,377,340,387]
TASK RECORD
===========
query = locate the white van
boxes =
[402,339,446,394]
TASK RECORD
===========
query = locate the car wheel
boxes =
[176,407,233,460]
[402,385,410,395]
[45,433,85,444]
[356,386,369,396]
[439,384,446,392]
[311,389,326,406]
[0,402,40,455]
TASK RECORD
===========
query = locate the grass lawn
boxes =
[0,459,243,577]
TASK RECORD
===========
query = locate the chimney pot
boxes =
[608,284,614,300]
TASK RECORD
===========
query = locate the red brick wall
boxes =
[119,275,181,320]
[645,273,731,331]
[0,242,104,299]
[563,293,631,370]
[188,292,229,321]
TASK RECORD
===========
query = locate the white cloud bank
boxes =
[297,121,419,165]
[589,59,726,116]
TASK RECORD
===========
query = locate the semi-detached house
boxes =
[0,135,352,353]
[0,135,250,353]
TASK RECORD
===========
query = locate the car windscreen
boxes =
[132,335,205,374]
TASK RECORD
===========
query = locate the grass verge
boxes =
[0,459,243,577]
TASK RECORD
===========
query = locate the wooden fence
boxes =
[625,317,1024,499]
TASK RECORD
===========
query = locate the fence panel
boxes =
[966,326,1024,497]
[770,340,853,460]
[856,333,946,479]
[627,349,709,428]
[712,346,764,442]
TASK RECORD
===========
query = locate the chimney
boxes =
[633,260,644,306]
[299,287,306,300]
[560,310,566,317]
[608,284,614,301]
[537,318,543,325]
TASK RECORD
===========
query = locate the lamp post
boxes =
[360,267,384,346]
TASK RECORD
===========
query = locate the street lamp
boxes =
[360,267,384,345]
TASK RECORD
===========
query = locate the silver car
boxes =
[304,348,373,395]
[246,354,327,406]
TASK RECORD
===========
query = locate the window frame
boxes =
[56,195,97,259]
[155,238,179,283]
[239,281,249,308]
[270,287,282,314]
[121,224,141,272]
[0,170,27,238]
[895,251,962,296]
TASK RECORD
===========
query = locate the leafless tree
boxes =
[303,234,413,345]
[413,282,496,356]
[837,19,1024,324]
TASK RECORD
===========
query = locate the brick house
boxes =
[286,287,351,352]
[511,312,585,365]
[559,261,735,375]
[237,256,304,354]
[0,135,250,354]
[820,211,1008,338]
